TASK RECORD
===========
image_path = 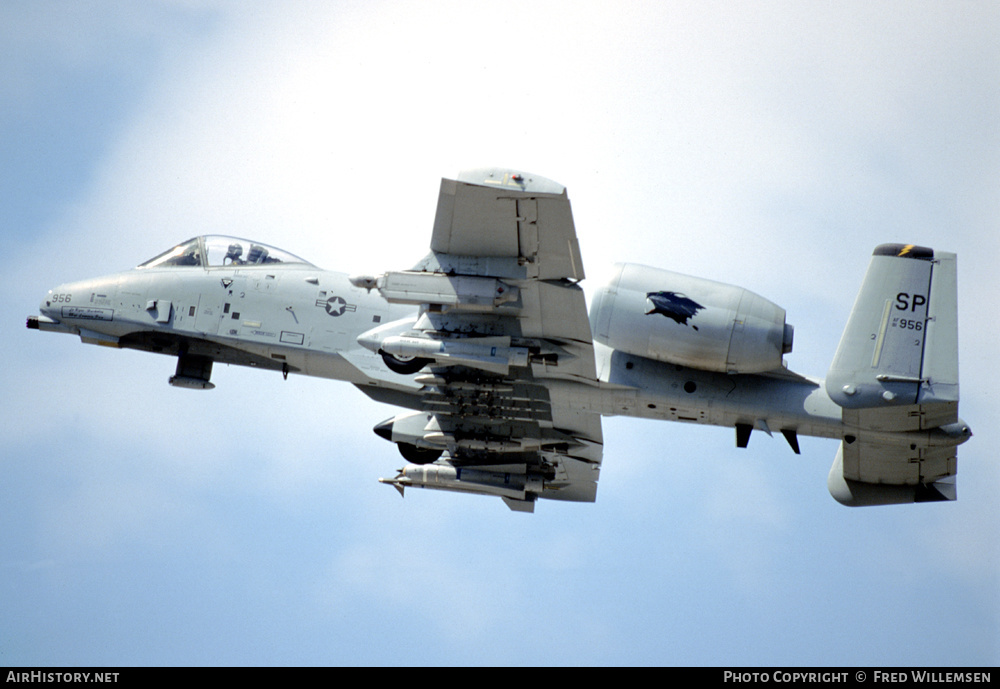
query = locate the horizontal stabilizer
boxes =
[827,443,956,507]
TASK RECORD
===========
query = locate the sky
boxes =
[2,0,998,666]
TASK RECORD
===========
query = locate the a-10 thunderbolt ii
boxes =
[27,168,972,512]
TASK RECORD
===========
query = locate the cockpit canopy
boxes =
[137,236,313,269]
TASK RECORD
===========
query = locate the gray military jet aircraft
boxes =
[27,168,971,512]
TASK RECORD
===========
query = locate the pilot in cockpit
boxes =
[224,243,244,265]
[246,244,270,264]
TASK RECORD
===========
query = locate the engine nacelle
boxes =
[590,263,793,374]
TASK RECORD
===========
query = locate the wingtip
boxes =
[454,168,566,195]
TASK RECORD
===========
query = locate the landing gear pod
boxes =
[169,353,215,390]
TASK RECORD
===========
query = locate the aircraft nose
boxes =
[32,275,121,329]
[39,286,62,319]
[40,279,84,311]
[27,284,77,334]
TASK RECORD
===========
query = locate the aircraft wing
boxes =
[430,169,586,282]
[360,168,602,512]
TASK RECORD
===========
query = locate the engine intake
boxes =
[590,263,792,374]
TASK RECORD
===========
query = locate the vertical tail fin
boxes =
[826,243,958,428]
[824,244,969,506]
